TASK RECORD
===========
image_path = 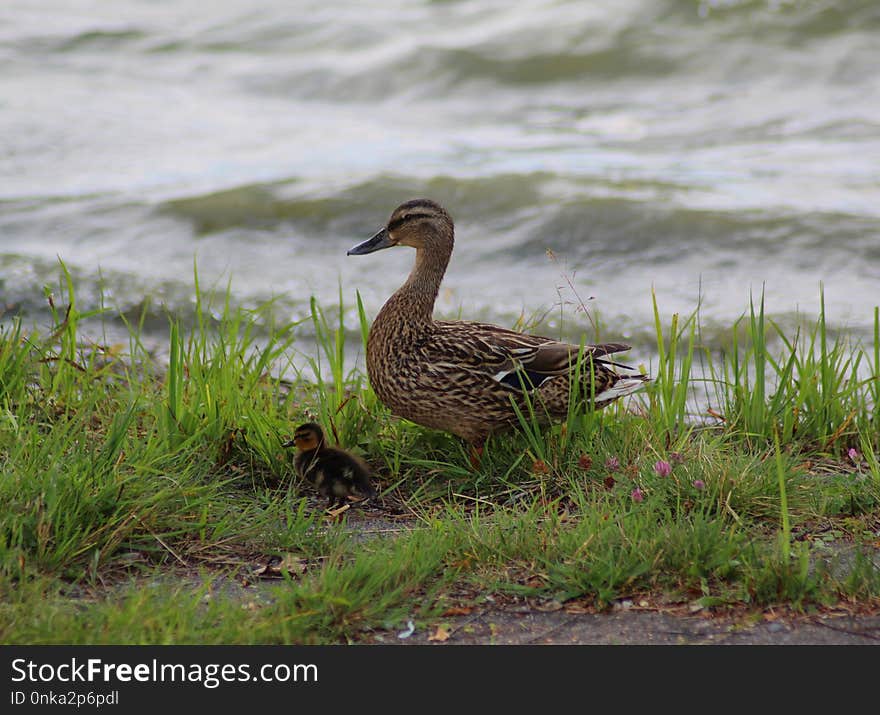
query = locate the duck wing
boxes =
[432,320,634,392]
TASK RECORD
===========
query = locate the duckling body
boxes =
[348,199,649,447]
[285,423,376,508]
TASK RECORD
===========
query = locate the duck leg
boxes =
[468,439,485,470]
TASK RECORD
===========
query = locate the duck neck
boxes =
[384,236,453,327]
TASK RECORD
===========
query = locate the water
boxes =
[2,0,879,364]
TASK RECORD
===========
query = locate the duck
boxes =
[347,198,649,453]
[283,423,376,509]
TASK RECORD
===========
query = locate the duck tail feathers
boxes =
[593,374,650,403]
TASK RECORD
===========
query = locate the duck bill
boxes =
[347,228,394,255]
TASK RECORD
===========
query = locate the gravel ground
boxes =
[369,606,880,645]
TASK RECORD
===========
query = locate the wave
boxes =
[513,199,880,265]
[0,251,321,345]
[8,0,878,100]
[156,173,551,235]
[688,0,880,37]
[155,173,880,263]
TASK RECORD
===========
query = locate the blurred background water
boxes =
[2,0,879,369]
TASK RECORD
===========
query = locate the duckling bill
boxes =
[284,423,376,509]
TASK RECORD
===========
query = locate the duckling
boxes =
[283,423,376,509]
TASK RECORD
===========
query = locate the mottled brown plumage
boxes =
[283,423,376,508]
[347,199,649,446]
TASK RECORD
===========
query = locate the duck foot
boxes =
[325,503,351,518]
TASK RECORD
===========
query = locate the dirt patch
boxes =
[368,603,880,645]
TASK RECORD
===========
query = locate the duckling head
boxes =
[288,422,325,452]
[347,198,453,255]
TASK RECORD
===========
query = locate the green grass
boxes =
[0,264,878,643]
